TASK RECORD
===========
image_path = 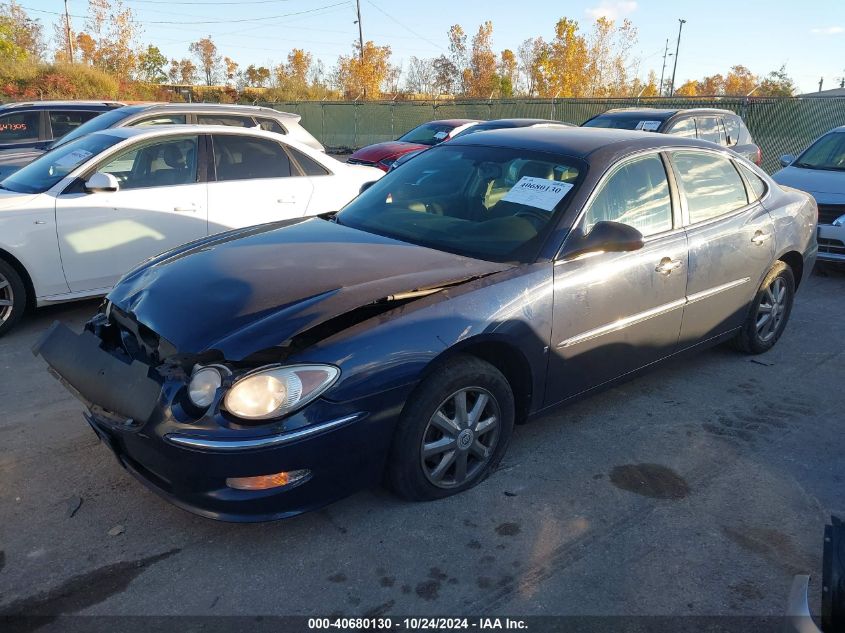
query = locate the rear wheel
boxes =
[387,355,514,501]
[0,259,26,338]
[732,261,794,354]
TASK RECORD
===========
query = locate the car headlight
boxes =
[223,364,339,421]
[188,366,225,408]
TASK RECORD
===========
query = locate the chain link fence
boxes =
[263,97,845,174]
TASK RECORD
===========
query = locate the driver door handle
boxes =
[655,257,682,275]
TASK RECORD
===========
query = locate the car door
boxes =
[55,134,208,293]
[0,109,45,154]
[669,149,775,345]
[206,133,313,232]
[546,151,689,403]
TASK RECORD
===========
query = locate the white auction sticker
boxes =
[501,176,574,212]
[54,149,94,168]
[433,131,448,140]
[636,120,661,132]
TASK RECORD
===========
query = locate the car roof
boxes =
[110,102,301,119]
[91,124,299,141]
[450,126,716,161]
[427,119,482,126]
[476,118,570,127]
[597,107,736,119]
[0,100,123,110]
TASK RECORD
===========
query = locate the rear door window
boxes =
[0,111,40,142]
[256,117,287,134]
[212,134,292,181]
[696,117,727,146]
[49,111,100,138]
[287,146,330,176]
[672,150,748,224]
[724,116,741,146]
[739,164,767,201]
[196,114,255,128]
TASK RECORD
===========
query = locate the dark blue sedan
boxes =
[36,128,818,521]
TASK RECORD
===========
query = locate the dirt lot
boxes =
[0,266,843,623]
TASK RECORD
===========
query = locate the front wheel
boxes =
[732,260,795,354]
[387,355,515,501]
[0,259,27,338]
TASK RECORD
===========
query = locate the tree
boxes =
[584,17,638,97]
[405,56,435,95]
[1,1,44,60]
[447,24,468,94]
[76,33,96,65]
[499,49,518,95]
[244,64,270,87]
[723,65,757,96]
[189,36,220,85]
[223,57,239,85]
[759,65,796,97]
[466,21,497,97]
[546,18,588,97]
[79,0,140,78]
[675,79,699,97]
[517,37,549,96]
[698,73,725,95]
[333,40,393,99]
[168,58,196,84]
[137,45,167,82]
[432,54,458,95]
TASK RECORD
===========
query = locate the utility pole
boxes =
[354,0,365,98]
[818,77,824,92]
[669,18,686,97]
[64,0,75,62]
[659,38,672,97]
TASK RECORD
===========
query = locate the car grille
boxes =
[346,157,375,166]
[817,204,845,225]
[819,237,845,256]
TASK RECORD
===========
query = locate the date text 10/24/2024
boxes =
[307,618,529,630]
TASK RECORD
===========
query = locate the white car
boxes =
[0,125,383,336]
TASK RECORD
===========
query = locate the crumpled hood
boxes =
[773,166,845,201]
[108,218,509,360]
[349,141,426,164]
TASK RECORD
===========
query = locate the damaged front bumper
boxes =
[33,321,405,522]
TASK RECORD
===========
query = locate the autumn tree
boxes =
[723,65,757,96]
[190,36,221,85]
[465,21,498,97]
[546,18,588,97]
[406,56,435,95]
[168,58,196,84]
[674,79,699,96]
[517,37,549,96]
[584,17,638,97]
[1,1,44,60]
[272,48,313,98]
[498,49,517,96]
[137,45,167,82]
[432,55,458,95]
[244,64,270,87]
[73,0,139,78]
[223,57,239,85]
[759,65,796,97]
[333,40,393,99]
[76,33,96,65]
[447,24,468,94]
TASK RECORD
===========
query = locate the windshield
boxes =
[51,107,137,148]
[1,133,123,194]
[337,144,583,263]
[793,132,845,171]
[583,115,664,131]
[398,122,461,146]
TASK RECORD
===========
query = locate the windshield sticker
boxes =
[636,120,662,132]
[501,176,574,212]
[53,149,94,168]
[433,131,449,140]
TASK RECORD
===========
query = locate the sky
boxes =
[19,0,845,93]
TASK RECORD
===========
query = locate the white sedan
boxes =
[0,125,383,335]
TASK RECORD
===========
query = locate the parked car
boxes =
[582,107,763,166]
[0,125,382,336]
[389,118,574,171]
[346,119,480,171]
[0,100,122,162]
[0,103,324,180]
[35,127,816,521]
[773,126,845,264]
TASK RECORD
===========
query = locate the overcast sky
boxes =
[21,0,845,93]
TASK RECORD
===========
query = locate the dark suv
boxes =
[0,100,123,158]
[582,108,762,166]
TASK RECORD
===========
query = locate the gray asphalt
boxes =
[0,267,843,619]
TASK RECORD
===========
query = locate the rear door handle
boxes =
[751,231,770,245]
[173,205,195,212]
[655,257,682,275]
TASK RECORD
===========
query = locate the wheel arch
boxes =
[0,247,36,311]
[777,250,804,290]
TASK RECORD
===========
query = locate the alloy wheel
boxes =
[420,387,501,489]
[0,271,14,326]
[756,277,787,343]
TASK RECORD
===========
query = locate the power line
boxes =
[19,1,350,26]
[363,0,445,54]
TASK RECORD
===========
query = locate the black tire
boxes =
[387,355,515,501]
[0,258,27,338]
[732,261,795,354]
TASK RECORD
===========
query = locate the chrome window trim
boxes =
[556,277,751,349]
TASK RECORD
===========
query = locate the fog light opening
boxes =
[226,469,310,491]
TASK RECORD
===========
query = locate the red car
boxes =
[347,119,480,171]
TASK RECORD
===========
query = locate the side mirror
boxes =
[85,172,119,193]
[359,181,376,194]
[780,154,795,167]
[561,221,645,260]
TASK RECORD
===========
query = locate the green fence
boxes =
[262,97,845,174]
